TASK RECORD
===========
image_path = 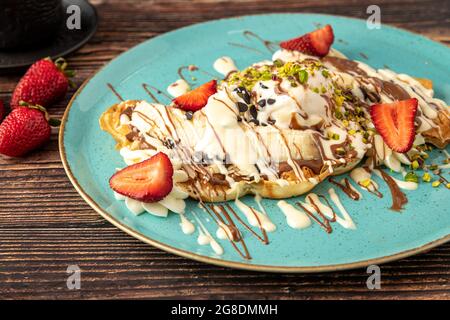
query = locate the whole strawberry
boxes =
[11,57,74,109]
[0,100,6,121]
[0,104,58,157]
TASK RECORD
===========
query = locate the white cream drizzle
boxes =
[192,211,223,255]
[234,197,276,232]
[167,79,190,98]
[277,200,311,229]
[213,56,238,77]
[327,188,356,229]
[216,221,235,240]
[179,214,195,234]
[350,167,379,193]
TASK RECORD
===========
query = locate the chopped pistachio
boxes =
[429,164,438,170]
[404,172,419,183]
[335,110,343,120]
[330,133,340,140]
[422,172,431,182]
[446,183,450,189]
[360,179,371,188]
[298,70,308,84]
[312,87,320,94]
[432,180,441,188]
[334,95,345,107]
[335,147,346,155]
[273,59,284,67]
[348,129,356,135]
[342,119,349,127]
[321,69,329,78]
[411,160,420,170]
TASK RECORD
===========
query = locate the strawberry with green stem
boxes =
[0,102,60,157]
[11,57,75,109]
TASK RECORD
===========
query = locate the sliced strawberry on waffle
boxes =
[370,98,418,153]
[280,24,334,57]
[173,80,217,112]
[110,152,174,202]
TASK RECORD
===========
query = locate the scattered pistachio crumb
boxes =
[422,172,431,182]
[360,179,371,188]
[328,132,340,140]
[411,160,420,170]
[404,172,419,183]
[298,70,308,84]
[432,180,441,188]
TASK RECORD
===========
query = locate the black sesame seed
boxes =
[163,138,175,149]
[235,86,251,104]
[267,119,276,125]
[249,105,258,119]
[242,92,251,104]
[257,99,266,108]
[237,102,248,113]
[259,82,269,89]
[267,98,276,105]
[185,111,193,120]
[237,115,242,122]
[249,118,260,125]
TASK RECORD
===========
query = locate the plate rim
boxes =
[59,13,450,273]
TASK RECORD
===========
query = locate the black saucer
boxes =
[0,0,97,71]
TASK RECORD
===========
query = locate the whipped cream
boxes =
[213,56,238,77]
[167,79,190,98]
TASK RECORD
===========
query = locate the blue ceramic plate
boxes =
[60,14,450,272]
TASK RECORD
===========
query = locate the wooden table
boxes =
[1,0,449,300]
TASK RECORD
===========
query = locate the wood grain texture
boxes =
[0,0,449,300]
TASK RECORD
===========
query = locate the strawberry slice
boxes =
[370,98,418,153]
[280,25,334,57]
[173,80,217,112]
[110,152,174,202]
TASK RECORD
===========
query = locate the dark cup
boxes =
[0,0,63,49]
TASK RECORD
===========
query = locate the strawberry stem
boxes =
[48,118,61,127]
[54,57,75,78]
[19,101,50,121]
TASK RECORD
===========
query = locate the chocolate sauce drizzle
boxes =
[177,65,217,86]
[376,169,407,211]
[225,204,269,245]
[196,200,273,259]
[328,177,361,200]
[296,194,338,234]
[228,30,278,54]
[107,83,124,101]
[199,203,251,259]
[142,83,172,104]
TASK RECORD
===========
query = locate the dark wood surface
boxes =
[1,0,449,300]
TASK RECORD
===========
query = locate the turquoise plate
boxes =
[60,13,450,272]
